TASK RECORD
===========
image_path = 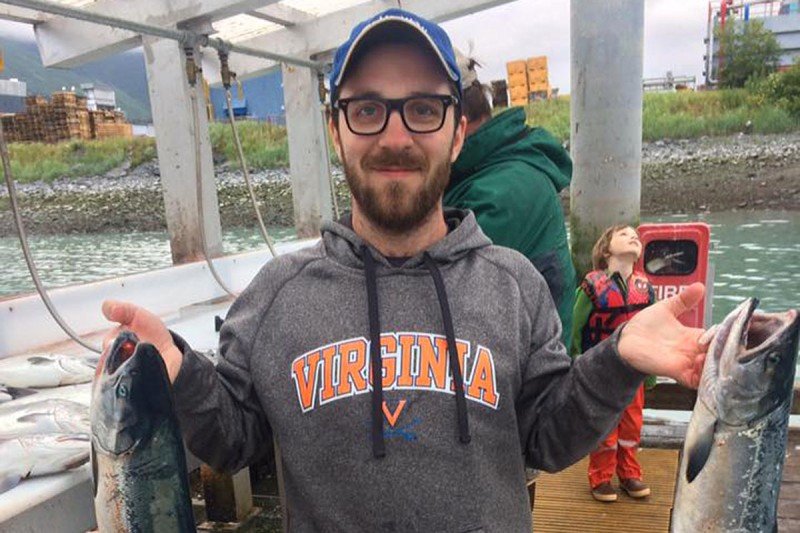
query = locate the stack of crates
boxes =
[506,60,529,107]
[527,56,551,100]
[2,92,130,143]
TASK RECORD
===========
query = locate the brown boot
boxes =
[591,481,618,502]
[620,477,650,498]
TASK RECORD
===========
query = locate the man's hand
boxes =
[617,282,709,389]
[101,300,183,383]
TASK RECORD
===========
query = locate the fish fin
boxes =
[27,356,54,365]
[91,445,98,498]
[16,413,47,424]
[0,471,22,495]
[6,387,38,399]
[64,454,90,471]
[686,418,717,483]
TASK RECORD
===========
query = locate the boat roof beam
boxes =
[247,4,313,27]
[4,0,286,68]
[0,3,41,23]
[205,0,514,85]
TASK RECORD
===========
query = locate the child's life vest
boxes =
[580,270,655,353]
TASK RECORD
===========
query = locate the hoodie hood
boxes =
[449,107,572,193]
[320,208,493,270]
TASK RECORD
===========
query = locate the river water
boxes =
[1,211,798,325]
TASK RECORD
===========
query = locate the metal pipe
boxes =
[569,0,645,277]
[0,0,325,71]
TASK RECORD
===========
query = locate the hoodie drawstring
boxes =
[361,245,471,459]
[423,252,471,445]
[362,245,386,458]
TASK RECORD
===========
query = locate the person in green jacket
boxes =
[444,51,576,347]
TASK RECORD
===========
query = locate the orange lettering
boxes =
[291,351,321,411]
[380,335,398,388]
[319,345,337,402]
[338,339,367,395]
[467,346,498,407]
[382,400,406,427]
[397,334,416,387]
[416,335,448,389]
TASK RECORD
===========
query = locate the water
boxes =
[1,212,798,323]
[0,227,297,298]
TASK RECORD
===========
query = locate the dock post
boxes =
[569,0,645,276]
[282,61,334,238]
[198,465,256,528]
[142,36,224,265]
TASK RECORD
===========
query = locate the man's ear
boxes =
[329,116,343,162]
[450,115,468,163]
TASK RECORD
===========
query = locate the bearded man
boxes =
[102,9,710,532]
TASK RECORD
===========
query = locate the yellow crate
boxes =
[528,82,550,92]
[507,71,529,88]
[510,96,529,107]
[509,86,529,100]
[506,60,527,76]
[527,71,549,84]
[527,56,548,70]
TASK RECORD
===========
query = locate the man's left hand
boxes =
[617,282,709,389]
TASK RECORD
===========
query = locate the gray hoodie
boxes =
[171,209,645,532]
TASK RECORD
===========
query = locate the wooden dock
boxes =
[529,382,800,533]
[532,448,679,532]
[530,426,800,532]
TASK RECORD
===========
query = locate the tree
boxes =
[716,19,781,88]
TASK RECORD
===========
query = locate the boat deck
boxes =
[533,448,678,532]
[532,427,800,532]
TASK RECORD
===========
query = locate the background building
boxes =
[209,70,285,125]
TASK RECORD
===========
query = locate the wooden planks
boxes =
[1,92,130,143]
[532,448,679,532]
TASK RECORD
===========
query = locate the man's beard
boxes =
[341,143,452,235]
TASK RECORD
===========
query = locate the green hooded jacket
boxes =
[444,107,577,346]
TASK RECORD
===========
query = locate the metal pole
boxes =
[0,0,325,71]
[569,0,645,277]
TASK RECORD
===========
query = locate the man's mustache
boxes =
[364,149,426,170]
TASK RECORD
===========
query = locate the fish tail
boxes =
[0,470,23,495]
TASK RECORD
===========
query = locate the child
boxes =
[571,224,656,503]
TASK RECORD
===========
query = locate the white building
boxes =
[79,82,116,110]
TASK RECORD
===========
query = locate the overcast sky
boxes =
[0,0,711,92]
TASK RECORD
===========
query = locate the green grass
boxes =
[4,88,800,184]
[520,88,800,142]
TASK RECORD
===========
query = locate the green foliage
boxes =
[521,89,800,142]
[716,19,781,88]
[209,121,290,169]
[7,138,132,183]
[747,60,800,117]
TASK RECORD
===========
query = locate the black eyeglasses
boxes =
[334,94,459,135]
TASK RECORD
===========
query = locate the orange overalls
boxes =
[579,270,654,488]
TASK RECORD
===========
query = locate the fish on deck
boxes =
[0,385,37,404]
[0,398,90,438]
[0,354,96,388]
[0,433,90,494]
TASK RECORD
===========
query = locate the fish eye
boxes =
[117,383,129,398]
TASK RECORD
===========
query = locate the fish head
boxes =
[712,299,800,426]
[92,332,173,456]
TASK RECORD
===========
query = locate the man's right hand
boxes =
[101,300,183,383]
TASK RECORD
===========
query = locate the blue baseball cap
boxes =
[329,8,462,105]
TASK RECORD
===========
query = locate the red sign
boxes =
[636,223,711,328]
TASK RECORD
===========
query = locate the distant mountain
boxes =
[1,38,152,123]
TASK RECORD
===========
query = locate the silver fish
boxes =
[0,385,37,404]
[672,299,800,532]
[0,353,96,388]
[91,332,196,532]
[0,398,90,438]
[0,433,90,494]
